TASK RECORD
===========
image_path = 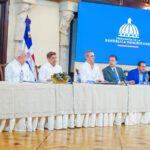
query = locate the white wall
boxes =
[28,0,59,65]
[7,0,59,66]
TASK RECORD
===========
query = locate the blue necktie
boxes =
[113,68,119,83]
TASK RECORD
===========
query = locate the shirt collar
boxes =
[14,59,22,66]
[48,62,56,68]
[138,70,144,75]
[111,67,116,70]
[85,61,94,67]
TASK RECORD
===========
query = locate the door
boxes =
[0,0,9,64]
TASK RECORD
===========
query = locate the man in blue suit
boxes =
[127,61,148,84]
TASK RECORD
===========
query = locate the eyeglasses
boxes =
[89,55,95,57]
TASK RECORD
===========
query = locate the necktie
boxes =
[113,68,119,83]
[19,70,24,82]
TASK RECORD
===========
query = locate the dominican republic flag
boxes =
[22,16,36,80]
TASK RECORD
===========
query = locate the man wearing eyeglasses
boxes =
[4,50,35,132]
[5,50,34,82]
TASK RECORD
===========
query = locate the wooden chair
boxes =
[35,65,41,81]
[75,68,81,83]
[124,70,129,78]
[0,64,6,81]
[0,65,3,81]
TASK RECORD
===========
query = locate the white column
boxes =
[59,2,78,73]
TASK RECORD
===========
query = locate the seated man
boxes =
[5,50,34,82]
[38,52,62,130]
[4,50,35,132]
[127,61,148,84]
[103,55,126,84]
[39,51,62,82]
[80,50,104,83]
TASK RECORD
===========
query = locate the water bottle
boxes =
[19,70,24,82]
[87,80,94,84]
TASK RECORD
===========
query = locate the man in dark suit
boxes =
[127,61,148,84]
[103,55,126,84]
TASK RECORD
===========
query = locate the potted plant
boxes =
[51,72,68,84]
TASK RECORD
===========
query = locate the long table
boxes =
[0,82,150,132]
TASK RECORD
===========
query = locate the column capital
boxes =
[15,0,37,4]
[59,1,78,12]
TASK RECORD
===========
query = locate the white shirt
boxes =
[80,62,104,83]
[39,62,62,82]
[139,71,144,82]
[5,59,35,82]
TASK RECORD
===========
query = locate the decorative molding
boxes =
[59,5,76,72]
[13,1,36,52]
[15,0,36,4]
[14,3,31,41]
[59,1,78,12]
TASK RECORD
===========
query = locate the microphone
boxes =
[123,80,128,86]
[68,75,73,84]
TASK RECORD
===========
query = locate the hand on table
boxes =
[128,80,135,85]
[47,79,52,82]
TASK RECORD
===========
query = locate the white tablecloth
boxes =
[1,82,150,132]
[55,84,74,115]
[73,83,128,114]
[0,83,14,119]
[0,82,73,119]
[0,82,56,119]
[128,85,150,112]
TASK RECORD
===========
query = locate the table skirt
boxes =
[1,112,150,132]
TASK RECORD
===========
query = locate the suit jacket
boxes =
[148,71,150,82]
[102,66,126,83]
[127,68,147,84]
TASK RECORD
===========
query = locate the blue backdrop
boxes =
[76,2,150,65]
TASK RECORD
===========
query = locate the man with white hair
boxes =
[5,50,35,132]
[5,50,34,82]
[80,50,104,83]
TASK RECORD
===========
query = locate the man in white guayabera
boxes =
[4,50,35,132]
[5,50,34,82]
[39,51,62,82]
[77,50,104,128]
[38,51,63,130]
[80,50,104,83]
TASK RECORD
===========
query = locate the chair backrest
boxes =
[75,68,81,83]
[35,65,41,81]
[0,65,3,81]
[76,69,79,75]
[124,70,129,77]
[0,64,6,81]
